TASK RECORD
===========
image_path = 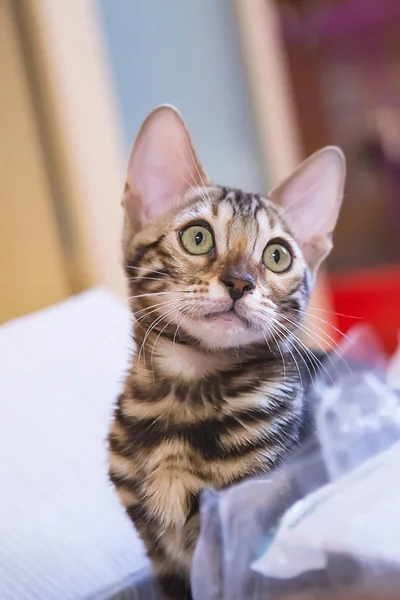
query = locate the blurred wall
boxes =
[96,0,266,192]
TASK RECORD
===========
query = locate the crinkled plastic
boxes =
[191,325,400,600]
[252,442,400,579]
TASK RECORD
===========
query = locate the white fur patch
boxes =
[182,312,264,349]
[155,338,227,378]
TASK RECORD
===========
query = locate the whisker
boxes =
[282,313,351,376]
[272,330,287,381]
[282,321,335,385]
[261,325,273,354]
[138,303,187,367]
[127,291,188,302]
[185,141,213,205]
[264,324,286,382]
[284,312,343,355]
[272,318,328,384]
[279,327,316,385]
[297,320,341,356]
[170,140,210,205]
[134,299,186,328]
[187,182,208,206]
[270,322,304,389]
[295,308,350,342]
[306,306,362,320]
[172,303,197,351]
[186,141,207,191]
[175,168,209,205]
[173,136,212,206]
[128,276,171,283]
[134,298,184,316]
[150,302,189,376]
[173,303,193,345]
[125,265,169,278]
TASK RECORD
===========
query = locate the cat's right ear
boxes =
[270,146,346,276]
[122,105,210,234]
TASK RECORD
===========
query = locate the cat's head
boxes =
[122,106,345,351]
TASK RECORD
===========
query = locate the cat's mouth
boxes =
[182,303,263,347]
[206,306,236,319]
[204,305,251,327]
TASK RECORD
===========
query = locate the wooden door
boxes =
[0,0,71,322]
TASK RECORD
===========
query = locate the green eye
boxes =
[263,242,292,273]
[180,224,214,255]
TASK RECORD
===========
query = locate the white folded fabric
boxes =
[0,289,148,600]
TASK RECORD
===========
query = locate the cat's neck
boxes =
[129,325,302,424]
[133,325,278,382]
[150,336,234,379]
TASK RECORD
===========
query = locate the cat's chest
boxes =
[140,440,203,530]
[138,396,289,527]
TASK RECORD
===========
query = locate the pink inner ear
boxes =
[139,162,187,221]
[126,106,208,228]
[271,147,345,247]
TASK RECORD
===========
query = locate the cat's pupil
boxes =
[195,231,203,245]
[273,249,281,263]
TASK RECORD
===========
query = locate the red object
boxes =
[331,265,400,354]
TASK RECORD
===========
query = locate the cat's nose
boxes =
[220,273,255,301]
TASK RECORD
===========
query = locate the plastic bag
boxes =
[191,326,400,599]
[252,441,400,579]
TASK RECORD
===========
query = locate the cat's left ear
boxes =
[269,146,346,275]
[123,105,210,234]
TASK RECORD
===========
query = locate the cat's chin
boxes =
[181,313,263,350]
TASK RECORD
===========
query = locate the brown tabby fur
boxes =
[108,105,344,600]
[108,186,318,599]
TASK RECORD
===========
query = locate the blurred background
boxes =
[2,0,400,352]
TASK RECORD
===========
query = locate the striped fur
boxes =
[108,186,317,599]
[108,104,345,598]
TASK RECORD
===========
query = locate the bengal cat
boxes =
[108,105,345,599]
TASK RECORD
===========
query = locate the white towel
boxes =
[0,289,148,600]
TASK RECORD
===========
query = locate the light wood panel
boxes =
[25,0,126,298]
[0,0,70,323]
